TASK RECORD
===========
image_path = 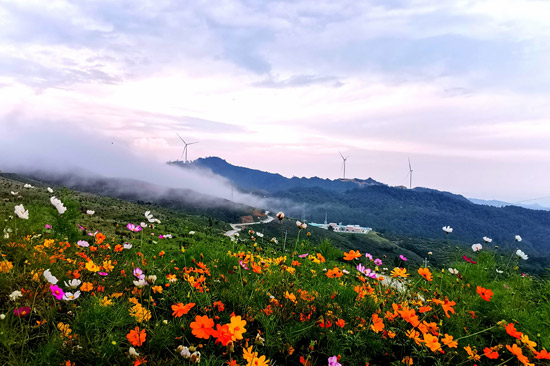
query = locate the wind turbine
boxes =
[176,134,198,163]
[339,152,349,179]
[408,157,413,189]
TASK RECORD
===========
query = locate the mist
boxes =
[0,120,283,213]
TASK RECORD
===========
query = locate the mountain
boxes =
[172,157,550,269]
[169,157,382,194]
[469,198,550,211]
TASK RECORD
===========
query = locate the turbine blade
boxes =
[339,151,345,159]
[176,133,186,144]
[408,157,412,171]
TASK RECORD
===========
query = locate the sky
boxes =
[1,0,550,205]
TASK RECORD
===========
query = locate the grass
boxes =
[1,176,550,365]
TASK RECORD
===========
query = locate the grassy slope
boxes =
[1,176,550,365]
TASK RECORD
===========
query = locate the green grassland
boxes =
[1,175,550,365]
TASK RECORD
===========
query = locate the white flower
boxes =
[145,211,160,223]
[77,240,89,248]
[133,279,148,288]
[50,196,67,215]
[9,290,22,301]
[427,251,433,255]
[10,191,18,196]
[442,226,453,234]
[154,218,161,224]
[516,249,528,260]
[496,269,504,274]
[86,210,95,215]
[256,232,264,238]
[47,187,54,193]
[342,269,350,275]
[483,236,492,243]
[0,314,5,320]
[277,211,285,220]
[23,184,34,188]
[471,243,483,252]
[515,235,522,242]
[448,268,459,275]
[163,234,173,239]
[140,222,147,228]
[43,269,58,284]
[271,237,278,244]
[188,231,195,235]
[296,220,302,228]
[147,275,157,283]
[63,291,81,301]
[190,351,201,363]
[64,279,81,289]
[129,347,140,358]
[123,242,132,249]
[14,204,29,219]
[179,346,191,358]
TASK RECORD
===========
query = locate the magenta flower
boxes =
[50,285,65,300]
[374,258,383,266]
[328,356,341,366]
[239,260,249,270]
[14,306,31,317]
[127,223,142,232]
[399,255,408,261]
[365,253,373,261]
[98,272,108,276]
[298,253,309,258]
[356,263,366,274]
[133,267,144,279]
[44,224,52,229]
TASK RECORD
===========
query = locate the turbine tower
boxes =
[408,157,413,189]
[339,152,350,179]
[176,134,198,163]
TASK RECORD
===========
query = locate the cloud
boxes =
[253,74,343,88]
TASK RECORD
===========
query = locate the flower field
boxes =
[1,178,550,365]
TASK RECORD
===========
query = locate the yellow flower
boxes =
[151,285,163,294]
[57,322,72,338]
[285,291,297,304]
[102,260,114,272]
[99,296,113,306]
[86,261,99,272]
[129,303,151,323]
[228,315,247,341]
[0,260,13,273]
[391,267,409,278]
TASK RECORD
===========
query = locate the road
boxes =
[224,211,274,239]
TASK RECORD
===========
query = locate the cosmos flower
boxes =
[64,279,81,289]
[14,306,31,317]
[515,235,522,242]
[50,197,67,215]
[471,243,483,252]
[126,326,146,347]
[129,347,140,358]
[14,204,29,219]
[374,258,383,266]
[63,291,81,301]
[9,290,22,301]
[23,184,34,188]
[442,226,453,234]
[448,268,459,275]
[400,255,408,261]
[277,211,285,220]
[123,242,132,249]
[127,223,142,232]
[77,240,89,248]
[298,253,309,258]
[188,231,196,235]
[476,286,493,301]
[483,236,492,243]
[50,285,65,300]
[86,210,95,215]
[44,269,58,284]
[463,255,477,264]
[328,356,342,366]
[133,279,148,288]
[47,187,54,193]
[516,249,528,260]
[140,222,147,228]
[133,268,144,279]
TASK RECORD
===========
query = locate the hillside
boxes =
[1,174,550,365]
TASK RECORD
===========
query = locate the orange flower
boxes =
[151,285,163,294]
[213,301,225,312]
[422,333,441,352]
[326,267,343,278]
[80,282,93,292]
[335,318,345,328]
[506,344,532,365]
[316,253,325,262]
[391,267,409,278]
[114,244,123,252]
[212,323,234,346]
[171,302,195,317]
[440,299,456,318]
[190,315,215,339]
[535,349,550,360]
[464,345,481,361]
[441,334,458,348]
[370,313,384,333]
[483,347,499,359]
[95,232,106,244]
[126,326,146,347]
[228,315,247,341]
[476,286,493,301]
[505,323,523,339]
[417,267,433,281]
[343,250,361,261]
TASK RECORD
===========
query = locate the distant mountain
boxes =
[169,157,382,194]
[469,198,550,211]
[171,157,550,269]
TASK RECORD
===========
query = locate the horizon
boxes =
[1,1,550,205]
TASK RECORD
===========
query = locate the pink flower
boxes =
[50,285,65,300]
[399,255,408,261]
[239,260,249,270]
[328,356,341,366]
[298,253,309,258]
[98,272,108,276]
[14,306,31,317]
[374,258,383,266]
[44,224,52,229]
[127,223,142,232]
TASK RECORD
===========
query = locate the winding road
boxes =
[224,211,274,238]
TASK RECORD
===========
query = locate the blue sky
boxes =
[1,0,550,204]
